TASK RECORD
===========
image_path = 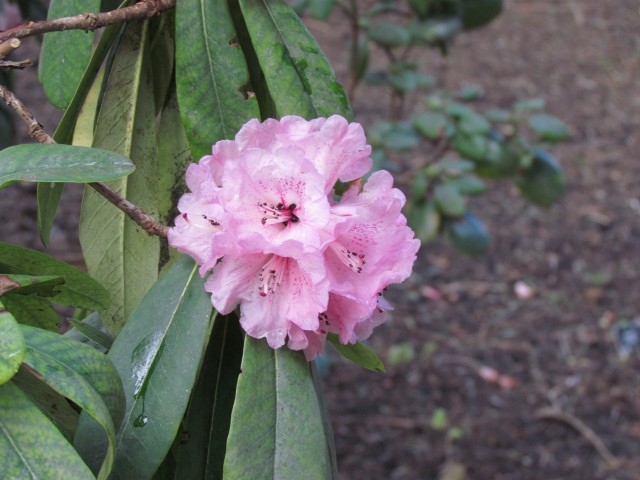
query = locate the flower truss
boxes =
[169,115,419,360]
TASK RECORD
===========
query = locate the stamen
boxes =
[329,241,366,273]
[256,200,299,226]
[182,213,221,232]
[257,255,286,296]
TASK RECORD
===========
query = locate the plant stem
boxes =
[0,0,176,44]
[0,84,169,238]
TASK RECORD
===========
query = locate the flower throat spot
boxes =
[258,201,299,226]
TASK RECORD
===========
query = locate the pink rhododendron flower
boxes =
[169,115,419,359]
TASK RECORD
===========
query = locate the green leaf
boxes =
[429,159,475,177]
[39,0,101,109]
[157,89,192,226]
[0,144,135,189]
[445,175,486,196]
[238,0,351,119]
[528,113,571,142]
[327,334,385,372]
[21,325,122,480]
[413,111,450,140]
[515,149,566,207]
[2,294,60,331]
[307,0,335,20]
[69,313,114,350]
[458,111,491,135]
[149,14,175,114]
[310,363,339,478]
[447,212,490,255]
[513,97,545,112]
[368,21,411,48]
[452,133,488,161]
[0,274,64,297]
[79,19,160,334]
[175,0,258,159]
[224,337,331,479]
[388,69,418,93]
[485,108,510,122]
[455,84,484,101]
[408,200,441,243]
[461,0,503,30]
[173,315,244,479]
[0,242,110,310]
[21,325,125,428]
[434,184,466,217]
[382,123,420,151]
[0,382,94,480]
[157,90,193,273]
[0,305,24,385]
[11,367,80,441]
[74,255,215,479]
[408,17,463,45]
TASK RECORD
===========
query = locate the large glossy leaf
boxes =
[0,382,94,479]
[21,325,125,430]
[175,0,259,159]
[0,144,135,189]
[21,325,122,480]
[79,19,160,334]
[173,315,244,480]
[74,255,215,479]
[39,0,101,109]
[11,367,80,441]
[1,293,60,331]
[0,242,110,310]
[0,304,24,385]
[238,0,351,119]
[224,337,330,479]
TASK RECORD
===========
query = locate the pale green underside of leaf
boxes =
[223,337,330,480]
[175,0,259,159]
[0,381,94,480]
[238,0,351,120]
[79,19,159,335]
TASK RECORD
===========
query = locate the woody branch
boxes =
[0,0,176,45]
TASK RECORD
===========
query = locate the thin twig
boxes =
[0,84,55,144]
[0,0,176,44]
[0,59,32,70]
[89,182,169,238]
[0,84,169,238]
[536,407,621,469]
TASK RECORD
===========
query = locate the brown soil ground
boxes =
[1,1,639,479]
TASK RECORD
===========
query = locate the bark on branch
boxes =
[0,0,176,44]
[0,84,169,239]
